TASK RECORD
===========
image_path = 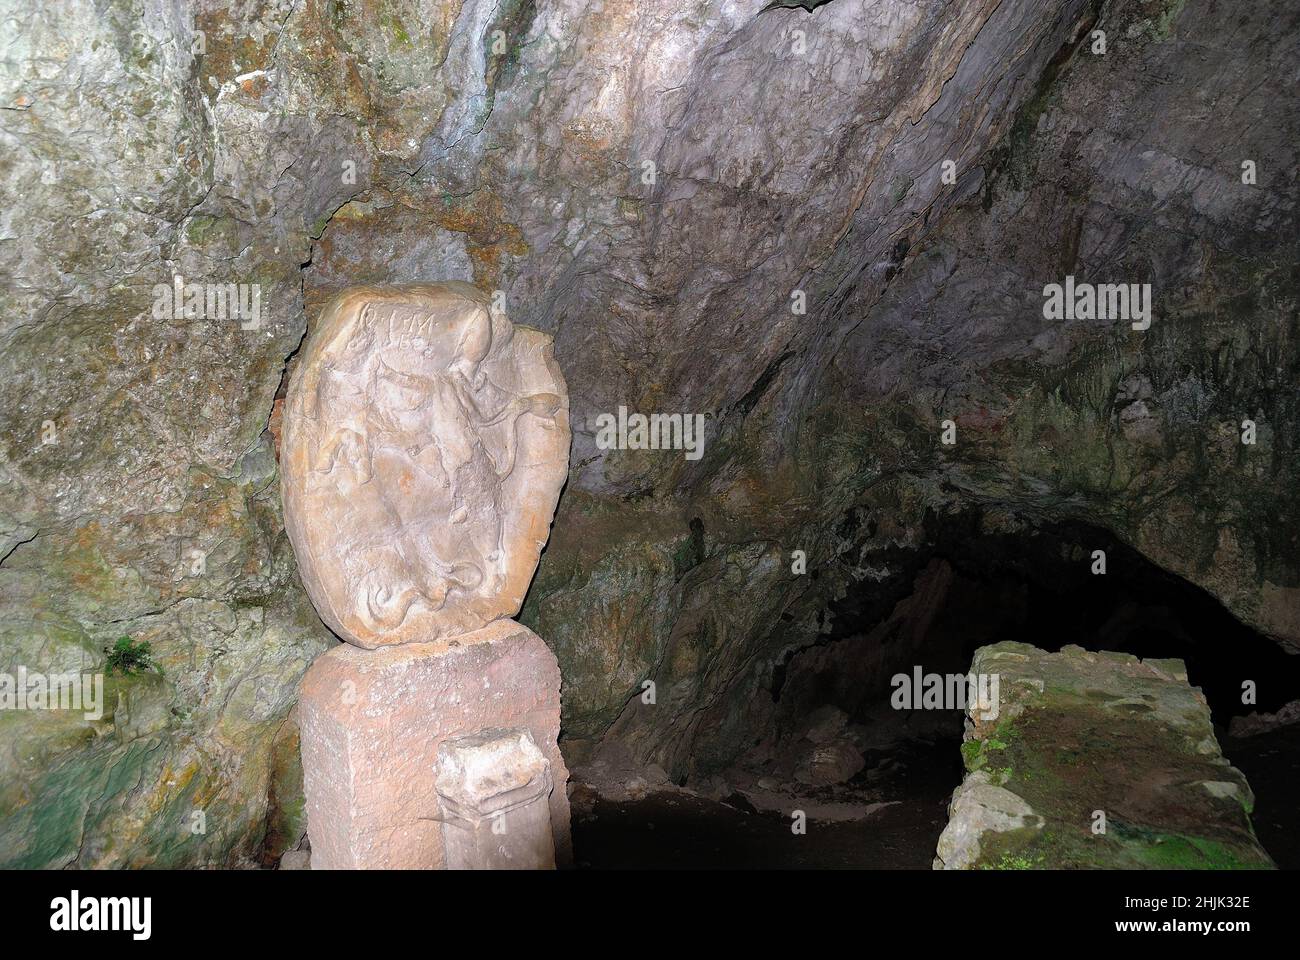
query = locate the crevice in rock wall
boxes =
[758,0,840,15]
[483,0,538,95]
[979,0,1105,203]
[0,530,39,570]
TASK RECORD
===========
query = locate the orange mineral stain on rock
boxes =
[268,396,285,461]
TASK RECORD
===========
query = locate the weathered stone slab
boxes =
[934,642,1273,870]
[299,619,571,869]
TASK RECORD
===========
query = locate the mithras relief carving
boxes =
[281,283,570,648]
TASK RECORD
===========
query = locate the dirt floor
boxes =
[570,737,960,870]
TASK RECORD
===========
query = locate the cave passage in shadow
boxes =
[572,511,1300,869]
[776,512,1300,726]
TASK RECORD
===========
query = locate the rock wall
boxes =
[524,0,1299,778]
[1,0,1295,863]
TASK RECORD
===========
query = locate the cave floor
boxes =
[568,722,1299,870]
[570,738,956,870]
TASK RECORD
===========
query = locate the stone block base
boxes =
[300,619,571,869]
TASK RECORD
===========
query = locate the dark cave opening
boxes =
[573,512,1300,869]
[795,511,1300,726]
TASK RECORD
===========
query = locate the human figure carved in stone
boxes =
[281,283,570,648]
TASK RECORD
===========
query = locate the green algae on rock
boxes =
[934,642,1274,870]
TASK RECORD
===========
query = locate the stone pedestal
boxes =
[435,729,556,869]
[299,619,571,869]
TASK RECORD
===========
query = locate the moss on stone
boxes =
[954,645,1273,869]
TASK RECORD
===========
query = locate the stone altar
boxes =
[284,283,572,869]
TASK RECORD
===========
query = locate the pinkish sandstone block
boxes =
[435,728,556,869]
[300,619,571,869]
